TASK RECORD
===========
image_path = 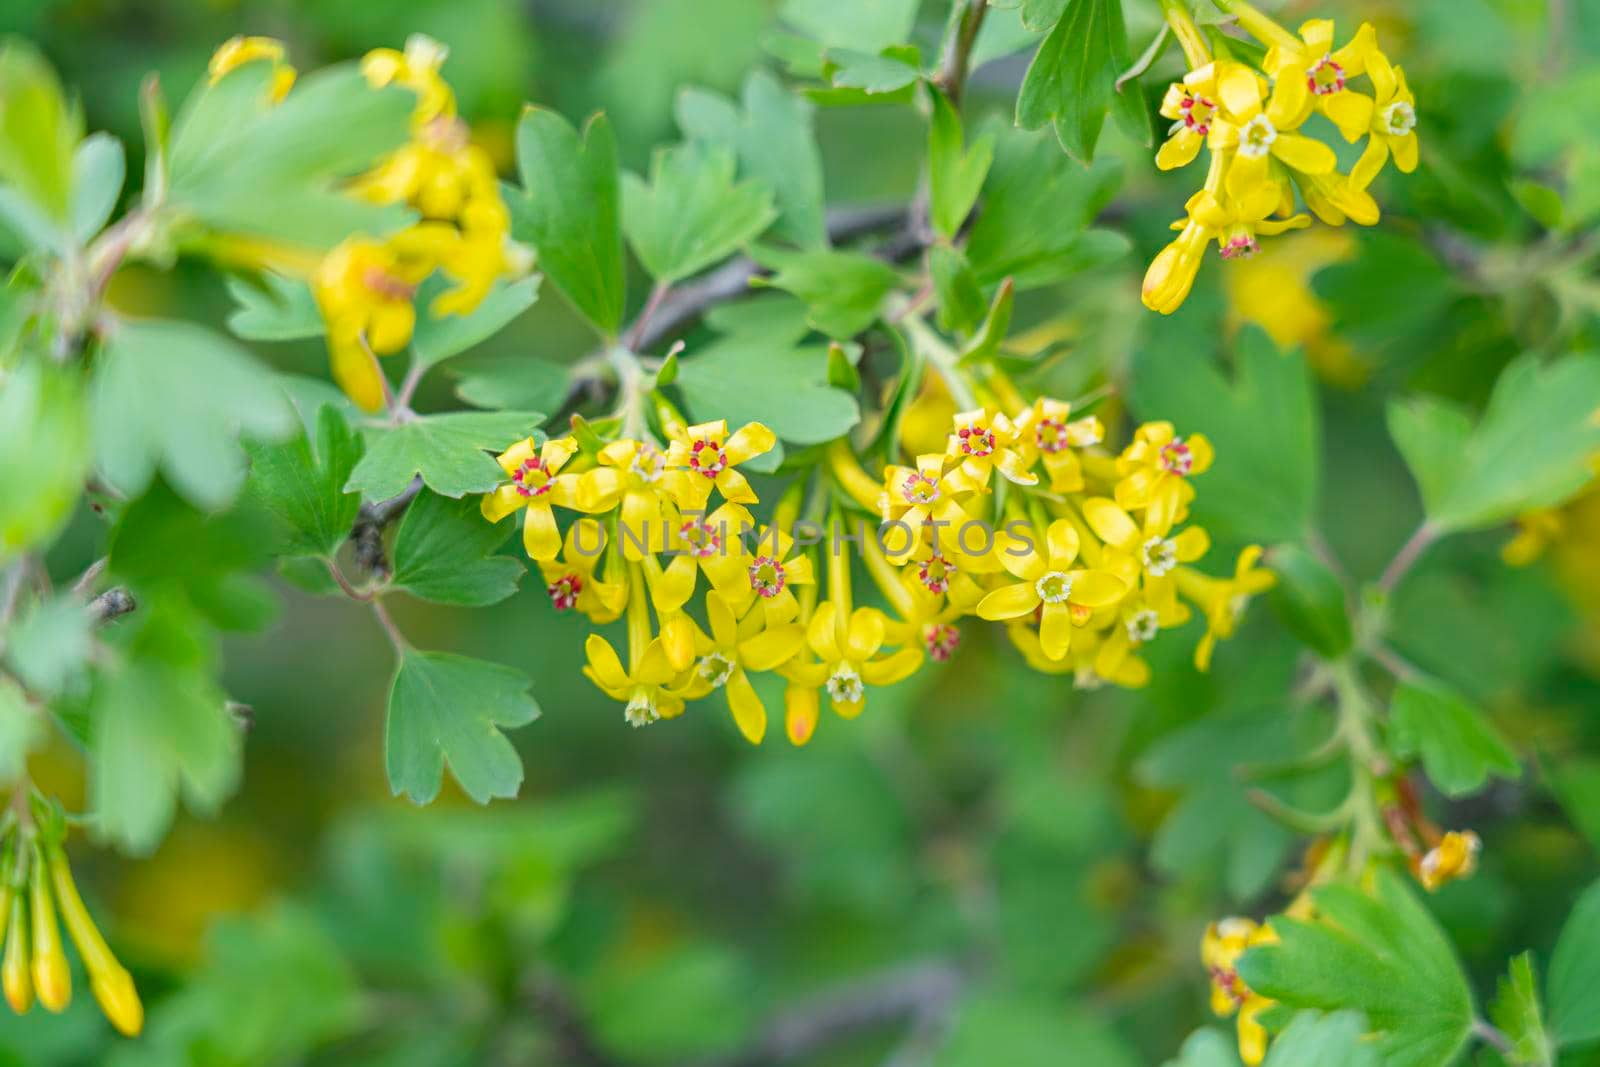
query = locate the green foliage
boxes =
[938,998,1140,1067]
[389,491,525,606]
[749,244,902,338]
[411,275,541,368]
[1490,953,1554,1067]
[69,132,124,243]
[90,318,295,510]
[1388,355,1600,533]
[245,403,364,559]
[622,142,776,283]
[0,678,39,788]
[510,109,625,336]
[1387,680,1520,798]
[926,85,994,241]
[1267,545,1353,660]
[385,649,540,805]
[1164,1029,1242,1067]
[1131,329,1320,543]
[1239,869,1475,1067]
[1548,880,1600,1049]
[0,39,79,230]
[1265,1011,1380,1067]
[3,593,90,700]
[344,411,544,501]
[779,0,919,52]
[225,273,323,341]
[1014,0,1150,164]
[929,243,986,334]
[0,359,89,561]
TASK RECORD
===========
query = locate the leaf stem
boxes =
[1471,1018,1514,1055]
[1376,522,1438,595]
[370,597,409,654]
[1157,0,1213,69]
[626,281,673,353]
[933,0,989,109]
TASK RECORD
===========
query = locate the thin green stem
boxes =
[1377,522,1438,595]
[1329,659,1389,871]
[901,314,978,411]
[1206,0,1300,50]
[1156,0,1212,68]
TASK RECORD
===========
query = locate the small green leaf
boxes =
[389,491,525,607]
[1510,178,1565,230]
[0,678,40,789]
[939,998,1140,1067]
[779,0,920,52]
[1263,1011,1379,1067]
[69,132,124,242]
[1238,868,1475,1067]
[510,109,625,336]
[748,244,900,338]
[344,411,544,501]
[1490,952,1554,1067]
[1130,329,1319,543]
[622,142,776,283]
[1388,680,1520,798]
[454,357,572,413]
[385,650,540,805]
[4,594,91,700]
[244,403,364,559]
[827,47,920,94]
[225,273,324,342]
[677,72,826,249]
[0,359,90,562]
[1387,355,1600,533]
[927,84,994,239]
[1015,0,1149,164]
[1548,879,1600,1048]
[1267,544,1352,660]
[826,342,860,391]
[90,318,295,510]
[675,329,859,447]
[929,244,985,335]
[411,275,540,368]
[1161,1029,1241,1067]
[0,40,79,224]
[959,278,1015,365]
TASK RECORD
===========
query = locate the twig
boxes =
[932,0,989,110]
[350,476,424,577]
[1377,522,1438,595]
[679,961,964,1067]
[1472,1018,1513,1055]
[626,280,672,352]
[370,598,408,653]
[87,587,137,624]
[71,557,108,596]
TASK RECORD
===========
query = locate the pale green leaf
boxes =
[225,273,324,342]
[343,411,544,501]
[69,131,124,242]
[4,594,91,700]
[1548,879,1600,1048]
[1388,680,1521,798]
[0,40,79,223]
[1264,1012,1379,1067]
[412,275,541,368]
[244,403,364,559]
[828,47,920,94]
[622,142,776,283]
[1490,953,1554,1067]
[779,0,920,51]
[927,84,994,239]
[389,491,525,607]
[385,650,539,805]
[0,678,40,789]
[748,244,900,338]
[1161,1029,1242,1067]
[0,359,90,562]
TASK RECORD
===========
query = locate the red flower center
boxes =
[547,573,582,611]
[1181,94,1217,135]
[1219,234,1259,260]
[957,424,996,458]
[918,554,955,595]
[679,519,722,559]
[1308,55,1345,95]
[1160,439,1193,476]
[902,472,940,505]
[748,556,786,597]
[925,623,961,662]
[688,437,728,478]
[513,456,554,498]
[1035,417,1069,455]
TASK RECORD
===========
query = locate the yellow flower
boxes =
[1114,421,1215,530]
[1502,507,1564,567]
[362,34,455,126]
[583,632,693,727]
[1295,168,1381,228]
[663,419,777,510]
[684,592,807,744]
[1352,51,1419,188]
[28,844,69,1014]
[577,440,678,560]
[2,861,30,1014]
[1144,211,1213,315]
[311,236,433,411]
[1263,20,1380,143]
[1082,496,1210,613]
[1185,185,1312,262]
[784,602,923,722]
[481,436,586,561]
[1202,917,1279,1067]
[208,35,296,101]
[1094,598,1186,683]
[945,407,1037,486]
[537,518,629,623]
[1156,64,1224,171]
[1011,397,1105,493]
[975,520,1127,661]
[1210,60,1335,205]
[702,522,816,624]
[1176,546,1277,671]
[878,454,983,562]
[1418,830,1481,892]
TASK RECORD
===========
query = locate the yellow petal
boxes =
[1083,497,1139,549]
[845,608,886,662]
[740,623,806,671]
[807,602,843,661]
[1156,130,1204,171]
[1039,601,1072,660]
[1070,569,1128,608]
[522,503,561,561]
[785,684,820,746]
[1272,133,1336,174]
[977,582,1040,621]
[724,422,776,464]
[862,648,923,686]
[725,668,766,744]
[1046,519,1081,570]
[584,635,629,690]
[481,485,525,524]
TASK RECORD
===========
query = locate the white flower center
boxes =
[825,664,864,704]
[625,691,659,728]
[1035,570,1074,605]
[1142,537,1178,577]
[630,444,666,484]
[1127,609,1160,644]
[697,652,734,689]
[1239,114,1278,158]
[1384,100,1416,136]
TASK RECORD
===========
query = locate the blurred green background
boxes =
[3,0,1599,1064]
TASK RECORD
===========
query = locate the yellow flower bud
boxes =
[1419,830,1480,892]
[47,846,143,1036]
[3,889,32,1014]
[28,845,69,1013]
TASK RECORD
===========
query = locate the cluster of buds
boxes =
[210,35,531,412]
[1143,0,1417,313]
[481,376,1275,745]
[0,800,141,1036]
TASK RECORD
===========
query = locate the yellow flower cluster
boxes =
[208,35,530,413]
[482,389,1274,745]
[1202,916,1277,1066]
[1143,0,1417,314]
[0,823,141,1036]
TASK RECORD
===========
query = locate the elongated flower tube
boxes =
[47,845,143,1036]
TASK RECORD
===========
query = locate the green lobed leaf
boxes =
[453,356,573,413]
[1387,354,1600,533]
[778,0,920,52]
[1014,0,1150,164]
[0,358,91,562]
[1238,868,1475,1067]
[827,46,921,94]
[225,272,324,342]
[69,131,124,243]
[1263,1011,1380,1067]
[385,649,540,805]
[1548,879,1600,1048]
[343,410,545,502]
[1161,1029,1242,1067]
[927,84,994,240]
[1489,953,1554,1067]
[0,678,40,789]
[90,318,296,511]
[748,244,900,339]
[622,142,776,283]
[244,403,364,559]
[510,108,625,336]
[1388,680,1520,798]
[676,71,827,248]
[0,39,80,225]
[929,243,986,335]
[1129,328,1320,544]
[1267,544,1353,660]
[411,274,541,368]
[389,490,525,607]
[4,593,91,700]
